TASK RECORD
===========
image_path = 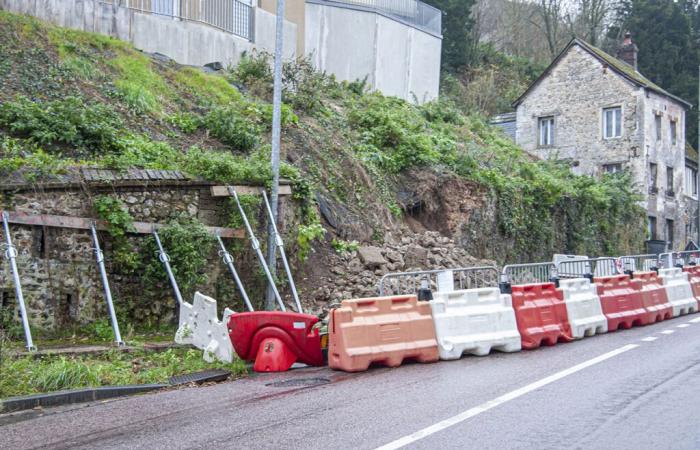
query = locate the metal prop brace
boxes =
[152,229,183,306]
[227,186,286,311]
[1,211,36,351]
[215,232,254,312]
[90,223,125,346]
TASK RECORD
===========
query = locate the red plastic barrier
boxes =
[682,266,700,308]
[510,283,572,350]
[228,311,324,372]
[631,271,672,324]
[594,274,646,331]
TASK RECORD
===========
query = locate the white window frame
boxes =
[603,106,622,139]
[538,116,555,147]
[685,166,698,198]
[602,163,623,174]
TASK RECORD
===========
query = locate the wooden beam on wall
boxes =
[1,211,244,238]
[210,184,292,197]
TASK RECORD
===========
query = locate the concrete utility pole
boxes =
[266,0,286,310]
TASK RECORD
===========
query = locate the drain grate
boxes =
[265,377,330,388]
[169,369,231,386]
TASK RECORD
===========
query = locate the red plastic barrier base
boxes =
[632,272,672,325]
[595,275,646,331]
[510,283,572,350]
[228,311,324,373]
[253,337,299,372]
[683,266,700,308]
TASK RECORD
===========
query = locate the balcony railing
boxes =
[102,0,255,41]
[314,0,442,36]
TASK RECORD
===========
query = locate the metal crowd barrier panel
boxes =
[501,262,556,286]
[618,254,658,273]
[556,257,622,279]
[658,251,700,269]
[377,266,499,296]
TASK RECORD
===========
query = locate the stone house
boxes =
[513,34,694,251]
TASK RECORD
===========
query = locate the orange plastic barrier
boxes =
[510,283,572,350]
[631,271,672,324]
[328,295,439,372]
[682,266,700,307]
[594,274,646,331]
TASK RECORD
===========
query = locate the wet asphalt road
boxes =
[2,313,700,450]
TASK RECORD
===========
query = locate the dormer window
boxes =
[603,107,622,139]
[538,116,554,146]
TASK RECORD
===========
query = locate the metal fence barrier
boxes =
[501,262,556,285]
[618,254,659,273]
[378,266,499,296]
[102,0,255,41]
[318,0,442,35]
[557,257,622,279]
[658,251,700,269]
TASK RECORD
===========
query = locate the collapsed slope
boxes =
[0,12,645,318]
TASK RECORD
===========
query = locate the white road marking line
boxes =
[689,317,700,323]
[375,344,639,450]
[660,330,675,335]
[641,336,658,342]
[677,324,690,328]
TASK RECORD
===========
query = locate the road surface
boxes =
[2,313,700,449]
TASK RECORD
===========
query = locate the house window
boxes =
[686,166,698,197]
[670,119,677,145]
[649,163,658,193]
[538,116,554,146]
[648,216,657,240]
[666,219,674,246]
[655,114,662,141]
[603,107,622,138]
[667,166,674,196]
[603,163,623,174]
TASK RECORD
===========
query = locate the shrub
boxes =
[204,106,260,151]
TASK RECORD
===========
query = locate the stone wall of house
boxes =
[0,181,273,333]
[515,43,689,249]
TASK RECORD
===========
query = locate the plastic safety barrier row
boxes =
[682,266,700,306]
[594,274,646,331]
[658,268,699,317]
[510,283,572,349]
[175,292,235,363]
[558,278,607,339]
[430,288,521,359]
[228,311,324,372]
[329,295,439,372]
[631,271,672,324]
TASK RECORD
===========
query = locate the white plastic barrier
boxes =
[553,254,588,266]
[430,287,521,359]
[559,278,607,338]
[659,268,699,317]
[175,292,235,363]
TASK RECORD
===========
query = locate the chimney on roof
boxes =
[617,32,638,71]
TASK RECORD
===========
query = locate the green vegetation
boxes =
[332,239,359,255]
[0,346,247,399]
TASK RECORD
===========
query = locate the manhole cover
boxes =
[265,377,330,388]
[169,369,231,386]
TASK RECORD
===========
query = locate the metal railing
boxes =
[378,266,499,296]
[501,262,556,285]
[103,0,255,41]
[618,254,659,273]
[557,257,622,279]
[658,251,700,269]
[317,0,442,35]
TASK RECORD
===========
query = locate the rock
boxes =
[357,246,387,268]
[404,245,428,267]
[384,250,403,264]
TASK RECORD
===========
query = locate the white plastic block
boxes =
[559,278,607,338]
[175,291,235,363]
[436,270,454,293]
[430,287,521,360]
[659,268,699,317]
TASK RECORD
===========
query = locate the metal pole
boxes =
[266,0,285,311]
[152,229,183,306]
[215,232,254,312]
[1,212,35,351]
[90,223,124,346]
[696,66,699,247]
[228,186,285,311]
[261,189,302,313]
